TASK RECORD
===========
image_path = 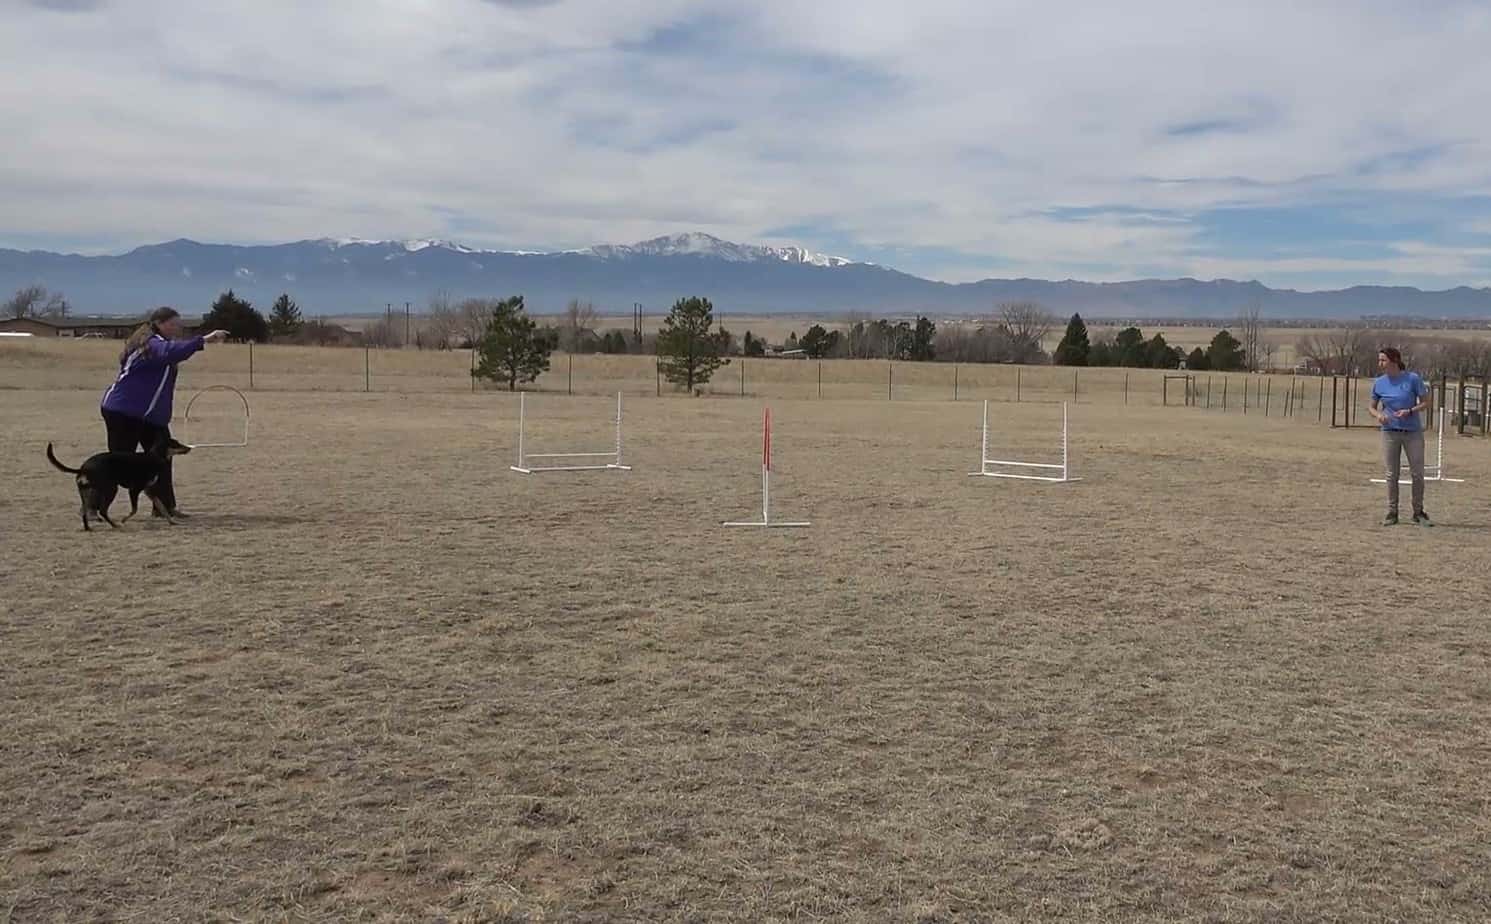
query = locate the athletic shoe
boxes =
[1381,512,1398,526]
[1413,510,1434,527]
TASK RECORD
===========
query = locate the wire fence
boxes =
[3,339,1486,433]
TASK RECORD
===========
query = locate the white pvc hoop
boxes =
[182,384,251,448]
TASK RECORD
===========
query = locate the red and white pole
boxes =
[761,407,772,523]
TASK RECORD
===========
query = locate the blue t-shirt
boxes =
[1371,371,1427,431]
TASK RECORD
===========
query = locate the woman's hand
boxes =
[204,329,230,343]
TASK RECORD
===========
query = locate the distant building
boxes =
[0,315,202,339]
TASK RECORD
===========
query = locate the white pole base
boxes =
[722,520,812,528]
[511,391,630,474]
[969,472,1081,482]
[512,463,631,474]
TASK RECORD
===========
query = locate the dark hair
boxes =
[120,306,182,363]
[1380,347,1405,371]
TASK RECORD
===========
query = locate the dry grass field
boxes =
[4,342,1491,921]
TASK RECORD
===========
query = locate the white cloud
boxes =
[2,0,1490,289]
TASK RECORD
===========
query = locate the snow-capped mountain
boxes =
[585,232,854,267]
[321,237,482,254]
[308,231,856,267]
[3,233,1490,318]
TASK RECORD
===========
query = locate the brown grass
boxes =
[3,368,1491,920]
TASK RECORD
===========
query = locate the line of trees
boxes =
[1051,313,1248,371]
[1294,329,1491,382]
[459,294,1491,394]
[28,283,1488,389]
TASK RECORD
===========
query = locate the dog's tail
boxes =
[46,442,82,474]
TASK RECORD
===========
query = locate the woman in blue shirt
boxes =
[1368,347,1432,526]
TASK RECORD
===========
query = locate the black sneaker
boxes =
[1381,512,1398,526]
[1413,510,1433,527]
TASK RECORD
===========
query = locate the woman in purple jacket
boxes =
[100,306,228,517]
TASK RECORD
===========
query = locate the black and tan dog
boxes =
[46,435,191,530]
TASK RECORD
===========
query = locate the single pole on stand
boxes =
[722,407,810,528]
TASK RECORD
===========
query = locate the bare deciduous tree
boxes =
[5,285,68,319]
[842,310,876,358]
[1294,327,1377,376]
[1238,301,1264,371]
[422,290,464,350]
[363,315,404,348]
[1257,337,1279,372]
[456,297,494,348]
[557,299,599,352]
[996,302,1053,364]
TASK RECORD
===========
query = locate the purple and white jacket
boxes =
[100,333,205,426]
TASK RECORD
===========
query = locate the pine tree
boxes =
[1114,327,1146,366]
[657,296,731,391]
[909,316,937,361]
[1053,313,1090,366]
[268,293,303,338]
[1206,329,1246,371]
[201,290,269,342]
[474,295,555,390]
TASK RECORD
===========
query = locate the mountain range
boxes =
[4,231,1491,320]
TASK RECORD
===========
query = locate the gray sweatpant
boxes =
[1381,429,1426,515]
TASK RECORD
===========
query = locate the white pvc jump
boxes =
[511,391,632,474]
[181,385,251,448]
[723,407,810,528]
[968,400,1079,483]
[1370,408,1466,484]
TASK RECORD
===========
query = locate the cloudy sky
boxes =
[4,0,1491,289]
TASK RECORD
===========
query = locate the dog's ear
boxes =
[167,438,192,456]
